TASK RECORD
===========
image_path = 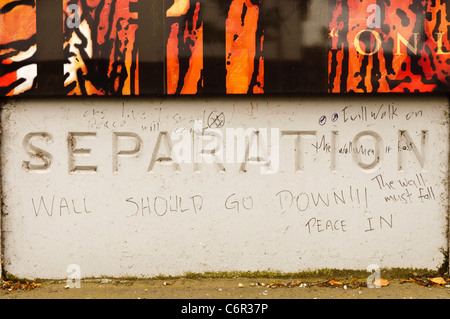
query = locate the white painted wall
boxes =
[0,96,448,280]
[0,178,1,278]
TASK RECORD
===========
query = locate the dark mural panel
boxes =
[0,0,448,96]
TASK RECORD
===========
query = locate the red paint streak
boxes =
[167,23,180,95]
[0,67,17,96]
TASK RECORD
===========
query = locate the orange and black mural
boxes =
[166,0,203,94]
[226,0,263,94]
[63,0,139,95]
[329,0,450,93]
[0,0,37,96]
[166,0,263,95]
[1,0,448,96]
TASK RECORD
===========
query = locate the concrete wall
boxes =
[0,121,2,279]
[0,190,2,278]
[0,96,448,280]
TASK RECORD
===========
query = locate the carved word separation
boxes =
[22,127,427,174]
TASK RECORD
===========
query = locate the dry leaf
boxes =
[429,277,446,285]
[411,278,428,287]
[328,278,343,286]
[373,279,389,287]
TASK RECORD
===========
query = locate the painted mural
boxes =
[329,0,450,93]
[0,0,37,96]
[63,0,139,95]
[0,0,448,96]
